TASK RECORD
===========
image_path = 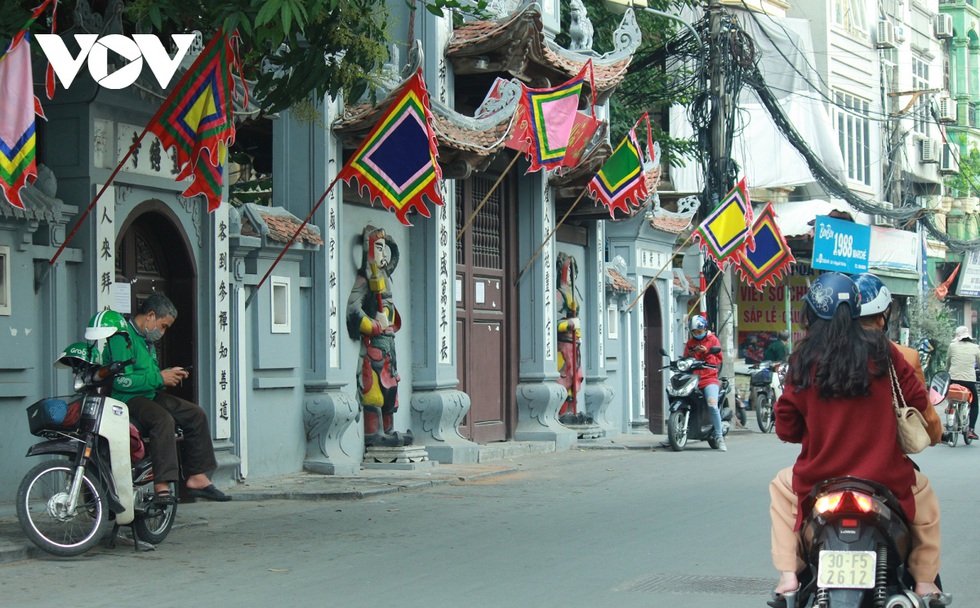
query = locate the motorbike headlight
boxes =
[73,375,86,392]
[677,359,694,372]
[667,376,698,396]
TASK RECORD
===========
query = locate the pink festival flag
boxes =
[0,31,45,209]
[513,61,596,173]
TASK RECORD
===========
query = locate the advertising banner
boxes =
[957,249,980,297]
[736,262,813,363]
[812,215,870,274]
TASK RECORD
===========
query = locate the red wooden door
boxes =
[455,173,516,442]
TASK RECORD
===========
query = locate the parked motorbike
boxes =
[660,346,733,451]
[751,361,786,434]
[940,375,972,448]
[17,343,177,557]
[778,373,951,608]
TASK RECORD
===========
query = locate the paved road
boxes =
[1,426,977,608]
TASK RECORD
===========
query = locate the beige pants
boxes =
[769,466,941,582]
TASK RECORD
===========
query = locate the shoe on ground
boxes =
[968,429,979,441]
[186,484,231,502]
[715,437,727,452]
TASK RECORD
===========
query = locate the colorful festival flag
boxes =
[735,202,795,290]
[694,177,755,268]
[0,31,45,209]
[558,111,602,171]
[148,31,239,213]
[587,113,655,218]
[513,61,595,172]
[338,69,443,226]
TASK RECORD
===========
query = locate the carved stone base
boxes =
[583,378,617,438]
[563,423,604,439]
[303,388,360,475]
[410,389,480,464]
[362,445,435,470]
[514,381,577,451]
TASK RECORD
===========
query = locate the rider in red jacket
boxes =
[684,315,726,451]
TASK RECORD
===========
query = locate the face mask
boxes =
[692,331,706,340]
[143,316,164,342]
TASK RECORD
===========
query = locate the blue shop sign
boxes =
[811,215,871,274]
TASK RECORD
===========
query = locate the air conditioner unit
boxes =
[877,21,897,49]
[934,13,954,39]
[920,138,940,164]
[940,144,960,175]
[937,93,957,123]
[874,202,894,227]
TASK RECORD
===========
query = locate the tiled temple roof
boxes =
[447,3,641,103]
[605,266,635,293]
[238,204,323,247]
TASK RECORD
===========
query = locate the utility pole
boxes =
[707,0,736,385]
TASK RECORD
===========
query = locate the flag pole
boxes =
[456,152,520,242]
[687,268,723,319]
[37,31,227,293]
[625,231,694,312]
[513,186,588,287]
[245,172,345,310]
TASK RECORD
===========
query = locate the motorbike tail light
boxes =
[815,492,843,514]
[841,518,859,528]
[815,491,874,515]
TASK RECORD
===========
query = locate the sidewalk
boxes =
[0,432,674,563]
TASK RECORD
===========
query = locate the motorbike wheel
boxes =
[133,481,178,545]
[667,411,688,451]
[736,402,747,427]
[16,461,109,557]
[756,393,775,434]
[964,429,974,445]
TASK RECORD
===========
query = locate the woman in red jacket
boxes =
[684,315,726,451]
[768,273,946,606]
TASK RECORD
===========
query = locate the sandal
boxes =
[767,585,799,608]
[151,489,176,506]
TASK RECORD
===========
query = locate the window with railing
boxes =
[970,104,980,128]
[834,92,872,186]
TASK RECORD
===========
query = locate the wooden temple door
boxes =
[115,207,198,404]
[455,172,517,443]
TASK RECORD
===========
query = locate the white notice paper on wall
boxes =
[112,282,131,314]
[475,281,486,304]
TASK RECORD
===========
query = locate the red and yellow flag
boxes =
[148,31,239,212]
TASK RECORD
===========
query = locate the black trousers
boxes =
[951,378,979,431]
[127,392,218,482]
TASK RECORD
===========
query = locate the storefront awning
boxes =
[874,269,921,296]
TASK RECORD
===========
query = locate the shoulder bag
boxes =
[888,360,931,454]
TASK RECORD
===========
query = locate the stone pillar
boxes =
[582,221,615,437]
[514,171,576,450]
[273,99,360,474]
[404,8,480,465]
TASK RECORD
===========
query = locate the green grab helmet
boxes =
[84,309,128,341]
[54,341,99,369]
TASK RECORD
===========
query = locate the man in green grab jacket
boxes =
[101,294,230,502]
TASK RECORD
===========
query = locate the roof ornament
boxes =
[569,0,595,52]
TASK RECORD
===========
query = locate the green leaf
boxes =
[282,2,293,34]
[255,0,285,28]
[425,4,443,17]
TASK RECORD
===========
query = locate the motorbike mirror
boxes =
[659,347,669,357]
[707,346,722,355]
[929,371,951,406]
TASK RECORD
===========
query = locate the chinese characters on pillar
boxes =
[328,200,341,368]
[438,201,451,363]
[213,205,232,439]
[95,184,116,311]
[542,186,555,361]
[595,223,605,363]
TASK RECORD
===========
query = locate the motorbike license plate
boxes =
[817,550,876,589]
